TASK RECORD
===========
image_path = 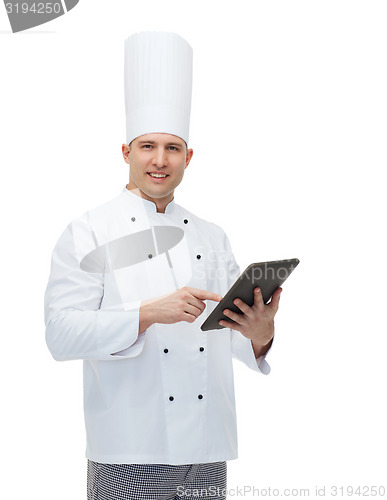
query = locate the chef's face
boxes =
[122,133,193,213]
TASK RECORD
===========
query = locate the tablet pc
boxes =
[200,258,300,331]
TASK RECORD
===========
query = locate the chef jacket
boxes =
[44,186,273,465]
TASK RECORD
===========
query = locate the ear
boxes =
[122,143,130,164]
[185,148,194,169]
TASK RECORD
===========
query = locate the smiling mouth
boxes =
[147,173,169,179]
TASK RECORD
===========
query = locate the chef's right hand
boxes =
[138,287,222,334]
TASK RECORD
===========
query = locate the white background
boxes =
[1,1,386,498]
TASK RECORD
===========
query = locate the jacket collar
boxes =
[122,186,176,215]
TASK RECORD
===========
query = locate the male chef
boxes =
[44,32,281,500]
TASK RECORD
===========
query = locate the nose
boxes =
[152,147,167,168]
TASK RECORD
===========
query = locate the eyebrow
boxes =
[137,140,184,147]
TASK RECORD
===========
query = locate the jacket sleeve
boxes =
[44,214,146,361]
[222,230,274,375]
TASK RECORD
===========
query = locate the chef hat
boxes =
[124,31,193,146]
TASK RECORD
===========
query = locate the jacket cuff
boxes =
[110,331,146,358]
[104,300,146,359]
[231,329,273,375]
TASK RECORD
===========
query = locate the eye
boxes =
[142,144,153,149]
[167,146,179,151]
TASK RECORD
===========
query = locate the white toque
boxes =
[124,31,193,146]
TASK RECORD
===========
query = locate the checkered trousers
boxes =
[87,460,227,500]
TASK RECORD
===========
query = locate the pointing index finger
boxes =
[188,287,223,302]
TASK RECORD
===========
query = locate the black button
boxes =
[199,347,204,352]
[183,219,188,224]
[131,217,136,222]
[169,396,174,401]
[198,394,203,399]
[148,254,153,259]
[196,255,201,259]
[164,348,169,353]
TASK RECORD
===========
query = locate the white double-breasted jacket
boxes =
[44,187,272,465]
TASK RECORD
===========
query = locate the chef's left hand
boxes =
[219,287,282,345]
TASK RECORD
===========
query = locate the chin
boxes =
[142,187,172,198]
